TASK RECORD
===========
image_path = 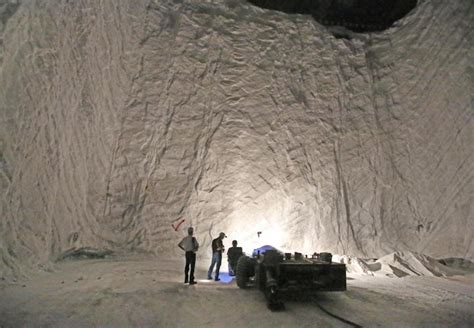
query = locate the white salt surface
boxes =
[335,251,474,278]
[1,0,473,282]
[0,1,472,325]
[1,255,473,327]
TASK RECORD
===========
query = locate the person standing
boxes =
[178,227,199,285]
[207,232,226,281]
[227,240,243,276]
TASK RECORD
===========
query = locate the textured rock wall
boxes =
[0,0,472,278]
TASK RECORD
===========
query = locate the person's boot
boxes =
[184,274,189,284]
[189,280,197,285]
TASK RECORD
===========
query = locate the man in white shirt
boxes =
[178,227,199,285]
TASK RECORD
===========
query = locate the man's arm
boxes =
[218,240,225,252]
[178,238,185,251]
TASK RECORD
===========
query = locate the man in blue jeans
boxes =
[207,232,226,281]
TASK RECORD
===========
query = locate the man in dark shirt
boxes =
[207,232,226,281]
[227,240,243,276]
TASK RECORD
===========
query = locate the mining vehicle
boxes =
[236,245,346,311]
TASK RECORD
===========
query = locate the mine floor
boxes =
[1,255,473,327]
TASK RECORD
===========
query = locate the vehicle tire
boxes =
[236,256,253,289]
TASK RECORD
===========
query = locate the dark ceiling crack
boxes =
[247,0,418,33]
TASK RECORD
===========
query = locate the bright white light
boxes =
[224,190,290,255]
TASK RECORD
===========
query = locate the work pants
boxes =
[185,251,196,282]
[207,252,222,279]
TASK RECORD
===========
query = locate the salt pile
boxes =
[334,251,474,278]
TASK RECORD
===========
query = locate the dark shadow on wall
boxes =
[247,0,418,32]
[0,0,21,29]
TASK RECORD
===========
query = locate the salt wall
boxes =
[0,0,472,277]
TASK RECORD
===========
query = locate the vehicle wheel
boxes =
[236,256,253,289]
[266,286,285,311]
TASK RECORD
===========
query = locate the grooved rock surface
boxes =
[0,0,473,278]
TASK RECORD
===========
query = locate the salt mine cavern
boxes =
[0,0,473,327]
